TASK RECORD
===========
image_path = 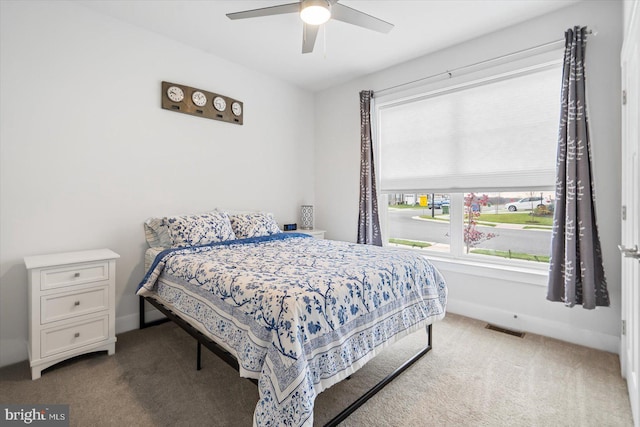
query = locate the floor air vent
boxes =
[485,324,525,338]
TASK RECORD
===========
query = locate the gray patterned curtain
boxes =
[357,90,382,246]
[547,26,609,309]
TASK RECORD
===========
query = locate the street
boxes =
[388,208,552,256]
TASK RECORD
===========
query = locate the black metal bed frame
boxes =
[139,295,433,426]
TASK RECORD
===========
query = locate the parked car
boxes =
[427,198,451,209]
[427,200,442,209]
[505,196,551,212]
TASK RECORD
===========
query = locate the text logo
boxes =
[1,405,69,426]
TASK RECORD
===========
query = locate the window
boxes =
[377,59,562,266]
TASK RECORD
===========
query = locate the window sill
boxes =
[423,253,549,287]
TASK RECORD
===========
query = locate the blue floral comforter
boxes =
[137,233,447,426]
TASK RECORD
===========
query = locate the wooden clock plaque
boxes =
[161,81,243,125]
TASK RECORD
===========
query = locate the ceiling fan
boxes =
[226,0,394,54]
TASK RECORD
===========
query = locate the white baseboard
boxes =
[0,339,27,368]
[447,298,620,354]
[115,308,166,334]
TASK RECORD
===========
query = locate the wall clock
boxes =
[213,96,227,112]
[191,91,207,107]
[167,86,184,103]
[232,102,242,116]
[161,81,243,125]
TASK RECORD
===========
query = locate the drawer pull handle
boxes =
[74,272,80,278]
[74,332,80,338]
[74,301,80,306]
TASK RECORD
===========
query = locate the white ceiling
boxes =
[79,0,580,92]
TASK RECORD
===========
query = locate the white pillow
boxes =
[143,217,172,248]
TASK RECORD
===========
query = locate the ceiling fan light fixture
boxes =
[300,0,331,25]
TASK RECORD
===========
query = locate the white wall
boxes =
[0,1,315,367]
[624,0,637,32]
[314,1,623,352]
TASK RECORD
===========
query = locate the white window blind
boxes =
[378,64,562,193]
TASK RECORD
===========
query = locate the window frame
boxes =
[374,54,563,273]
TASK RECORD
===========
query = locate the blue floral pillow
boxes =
[165,212,236,248]
[229,212,281,239]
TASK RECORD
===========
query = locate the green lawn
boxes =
[389,238,432,248]
[477,212,553,226]
[390,204,420,210]
[419,212,551,227]
[418,215,449,222]
[389,240,550,263]
[471,249,550,263]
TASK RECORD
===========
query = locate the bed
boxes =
[137,211,447,426]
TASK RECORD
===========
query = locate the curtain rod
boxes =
[374,29,594,97]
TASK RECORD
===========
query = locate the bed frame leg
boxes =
[139,296,170,329]
[139,296,146,329]
[197,341,202,371]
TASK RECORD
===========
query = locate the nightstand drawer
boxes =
[41,286,108,324]
[40,261,109,291]
[41,315,109,358]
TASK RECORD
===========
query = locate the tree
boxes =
[463,193,497,253]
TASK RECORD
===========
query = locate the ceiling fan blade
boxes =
[302,23,320,53]
[331,3,394,33]
[226,2,300,20]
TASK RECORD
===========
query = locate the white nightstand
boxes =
[24,249,119,380]
[288,229,325,239]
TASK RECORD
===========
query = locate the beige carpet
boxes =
[0,313,632,426]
